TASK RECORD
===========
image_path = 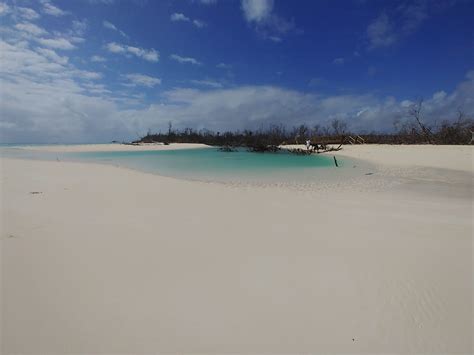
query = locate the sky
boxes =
[0,0,473,143]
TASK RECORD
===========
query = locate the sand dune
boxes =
[1,144,472,353]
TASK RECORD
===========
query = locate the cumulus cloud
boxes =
[170,54,202,65]
[106,42,159,62]
[0,39,120,143]
[124,73,162,88]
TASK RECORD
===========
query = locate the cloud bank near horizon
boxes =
[1,32,472,143]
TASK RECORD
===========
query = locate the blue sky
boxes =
[0,0,473,143]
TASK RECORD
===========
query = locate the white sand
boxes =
[1,144,472,353]
[284,143,473,172]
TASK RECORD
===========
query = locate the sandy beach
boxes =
[1,144,472,353]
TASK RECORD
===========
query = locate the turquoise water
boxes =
[1,146,362,184]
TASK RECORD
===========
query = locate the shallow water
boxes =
[1,146,372,185]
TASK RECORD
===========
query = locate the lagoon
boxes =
[1,145,365,184]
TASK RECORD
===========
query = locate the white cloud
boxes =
[103,20,128,38]
[40,0,68,16]
[105,42,125,53]
[241,0,274,23]
[0,39,118,143]
[240,0,296,42]
[170,13,206,29]
[15,22,47,36]
[75,70,103,80]
[35,47,68,65]
[17,7,40,20]
[105,42,159,62]
[333,57,345,65]
[124,73,161,88]
[91,55,106,62]
[127,46,159,62]
[192,19,206,28]
[1,30,473,143]
[170,54,202,65]
[170,13,190,22]
[0,4,40,20]
[103,20,118,30]
[2,45,473,143]
[36,37,76,50]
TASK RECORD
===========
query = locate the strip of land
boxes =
[1,144,472,353]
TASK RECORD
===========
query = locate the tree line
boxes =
[134,102,473,147]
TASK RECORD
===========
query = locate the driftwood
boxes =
[247,144,281,153]
[308,135,345,153]
[348,135,365,144]
[287,148,313,155]
[219,145,238,152]
[287,143,343,155]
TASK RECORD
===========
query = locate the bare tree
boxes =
[331,119,348,135]
[408,99,433,144]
